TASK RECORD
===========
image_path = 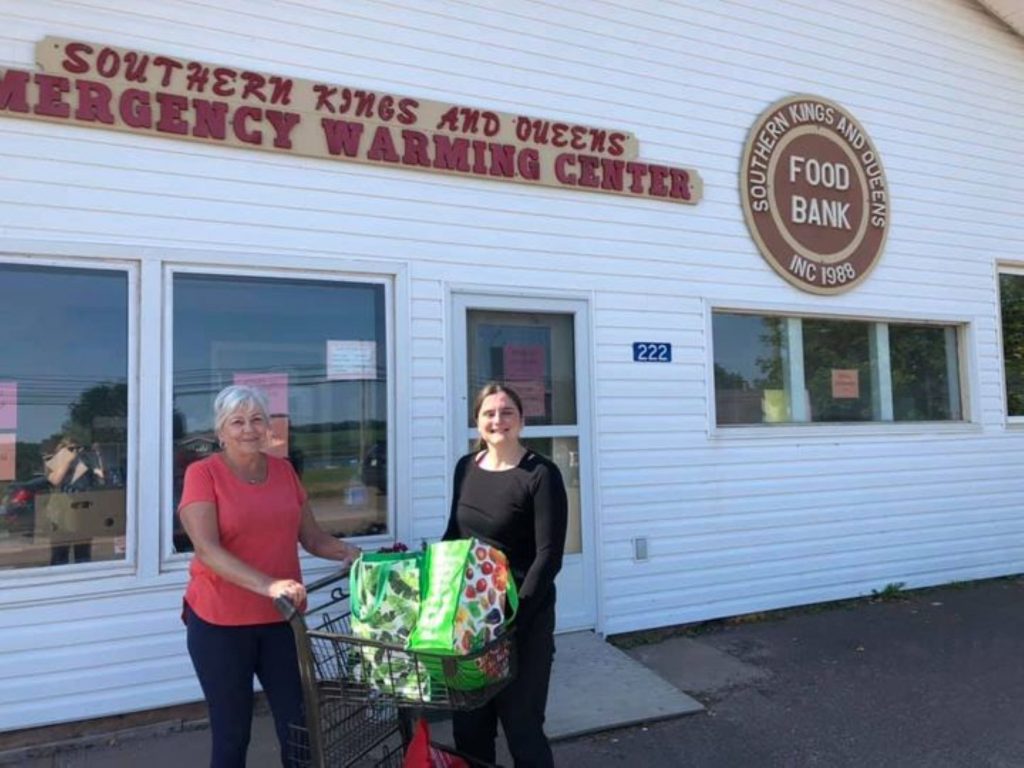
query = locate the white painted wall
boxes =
[0,0,1022,730]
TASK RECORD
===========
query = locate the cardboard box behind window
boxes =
[35,488,126,543]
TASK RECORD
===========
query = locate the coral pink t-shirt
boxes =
[180,453,306,626]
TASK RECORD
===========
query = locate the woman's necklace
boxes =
[223,454,266,484]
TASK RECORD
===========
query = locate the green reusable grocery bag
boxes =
[407,538,518,691]
[348,550,430,700]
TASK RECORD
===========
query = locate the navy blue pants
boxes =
[452,593,557,768]
[185,605,304,768]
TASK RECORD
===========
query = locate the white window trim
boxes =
[160,260,405,576]
[869,323,893,422]
[996,263,1024,427]
[704,301,977,440]
[784,317,807,422]
[0,254,139,591]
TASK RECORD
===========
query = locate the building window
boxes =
[713,313,789,424]
[171,272,388,553]
[889,323,961,421]
[0,264,129,570]
[999,271,1024,417]
[713,311,963,426]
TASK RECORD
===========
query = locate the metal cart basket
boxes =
[277,568,516,768]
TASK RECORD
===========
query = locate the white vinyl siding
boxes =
[0,0,1022,730]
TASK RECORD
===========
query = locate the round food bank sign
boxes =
[740,95,889,294]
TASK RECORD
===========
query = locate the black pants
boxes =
[452,594,557,768]
[185,605,305,768]
[50,541,91,564]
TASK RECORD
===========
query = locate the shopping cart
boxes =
[276,567,516,767]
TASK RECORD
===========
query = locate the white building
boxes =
[1,0,1022,733]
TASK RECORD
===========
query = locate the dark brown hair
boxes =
[471,382,524,452]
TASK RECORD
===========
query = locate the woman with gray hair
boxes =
[179,384,361,767]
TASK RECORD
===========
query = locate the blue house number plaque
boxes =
[632,342,672,362]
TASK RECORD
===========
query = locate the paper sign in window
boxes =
[234,372,289,415]
[831,369,859,399]
[326,340,377,380]
[508,380,547,419]
[762,389,790,422]
[504,345,546,418]
[0,382,16,430]
[504,345,545,379]
[0,434,14,481]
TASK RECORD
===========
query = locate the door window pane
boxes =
[465,309,581,556]
[0,265,128,570]
[890,324,962,421]
[467,311,576,426]
[1000,273,1024,416]
[524,437,581,556]
[713,313,790,424]
[172,274,387,551]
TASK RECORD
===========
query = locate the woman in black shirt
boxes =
[443,382,568,768]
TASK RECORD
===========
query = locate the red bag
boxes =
[402,718,471,768]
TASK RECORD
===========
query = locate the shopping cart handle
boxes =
[274,595,298,621]
[275,565,351,620]
[304,564,352,594]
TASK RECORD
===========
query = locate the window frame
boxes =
[706,300,975,438]
[997,263,1024,426]
[160,262,398,568]
[0,254,139,586]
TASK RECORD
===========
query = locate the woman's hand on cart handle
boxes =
[267,578,306,606]
[273,595,298,621]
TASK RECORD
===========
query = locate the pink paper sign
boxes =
[508,380,547,419]
[0,434,14,481]
[0,382,16,430]
[503,345,545,380]
[504,345,547,418]
[831,369,859,399]
[234,373,289,415]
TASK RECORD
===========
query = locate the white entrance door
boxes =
[451,293,596,632]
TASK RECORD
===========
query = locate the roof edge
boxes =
[977,0,1024,37]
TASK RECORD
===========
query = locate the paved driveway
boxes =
[553,577,1024,767]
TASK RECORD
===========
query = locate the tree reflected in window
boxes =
[171,274,388,552]
[0,265,128,570]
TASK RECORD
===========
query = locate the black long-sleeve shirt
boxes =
[443,450,568,624]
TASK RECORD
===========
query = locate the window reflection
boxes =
[802,319,874,422]
[890,325,961,421]
[467,312,576,426]
[713,311,964,425]
[523,437,582,555]
[999,273,1024,416]
[0,265,128,570]
[464,309,581,555]
[172,274,388,551]
[713,313,789,424]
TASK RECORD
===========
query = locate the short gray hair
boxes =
[213,384,271,434]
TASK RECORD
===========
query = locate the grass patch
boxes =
[870,582,907,602]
